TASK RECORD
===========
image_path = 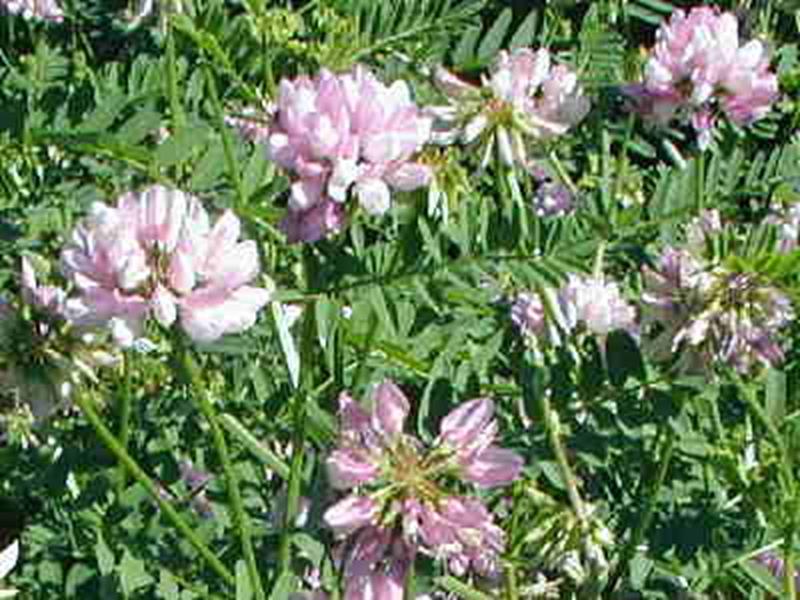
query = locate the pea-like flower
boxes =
[2,0,63,21]
[431,48,590,168]
[641,212,794,374]
[234,66,432,243]
[0,259,118,420]
[61,185,271,345]
[624,6,778,148]
[323,381,524,595]
[512,273,637,355]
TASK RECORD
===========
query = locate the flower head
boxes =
[624,7,778,148]
[323,381,523,584]
[61,185,271,345]
[235,66,431,243]
[432,48,589,168]
[2,0,63,21]
[0,259,119,420]
[641,213,794,375]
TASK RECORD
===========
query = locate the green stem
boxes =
[205,67,247,212]
[278,391,306,572]
[538,391,586,525]
[694,152,705,211]
[166,19,184,132]
[279,252,316,574]
[784,528,796,600]
[547,151,578,196]
[178,348,266,600]
[73,391,235,587]
[606,427,676,594]
[117,353,134,495]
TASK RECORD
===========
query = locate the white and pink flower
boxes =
[431,48,590,168]
[322,380,523,588]
[235,66,432,243]
[624,7,778,147]
[61,185,271,345]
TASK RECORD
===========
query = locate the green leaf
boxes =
[766,369,787,425]
[153,126,210,167]
[119,551,153,596]
[477,8,512,63]
[508,8,539,50]
[219,413,291,480]
[236,561,253,600]
[95,533,115,577]
[267,571,298,600]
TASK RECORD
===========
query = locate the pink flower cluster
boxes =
[433,48,590,168]
[2,0,63,21]
[624,7,778,148]
[0,259,118,419]
[641,211,793,374]
[61,185,271,345]
[323,381,524,599]
[512,274,637,352]
[258,66,432,243]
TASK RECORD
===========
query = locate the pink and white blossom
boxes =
[322,381,523,587]
[235,66,432,243]
[641,238,794,375]
[432,48,590,168]
[624,7,778,148]
[61,185,271,345]
[2,0,63,21]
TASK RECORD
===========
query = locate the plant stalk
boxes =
[116,352,134,495]
[178,347,266,600]
[605,427,676,594]
[73,391,235,587]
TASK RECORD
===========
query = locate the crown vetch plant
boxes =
[5,1,800,599]
[624,6,778,147]
[60,185,272,345]
[431,48,590,168]
[324,381,523,596]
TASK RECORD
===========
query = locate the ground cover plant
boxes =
[2,0,800,598]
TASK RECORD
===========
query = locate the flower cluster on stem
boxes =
[431,48,590,169]
[624,6,778,148]
[323,381,524,599]
[511,273,636,356]
[0,258,118,420]
[234,66,432,243]
[641,210,794,374]
[61,185,271,346]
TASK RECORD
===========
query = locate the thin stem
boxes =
[784,528,796,600]
[547,151,578,196]
[606,427,676,594]
[538,390,586,525]
[279,251,316,575]
[178,347,266,600]
[205,67,247,211]
[72,391,235,588]
[279,390,306,572]
[117,352,134,495]
[694,152,705,211]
